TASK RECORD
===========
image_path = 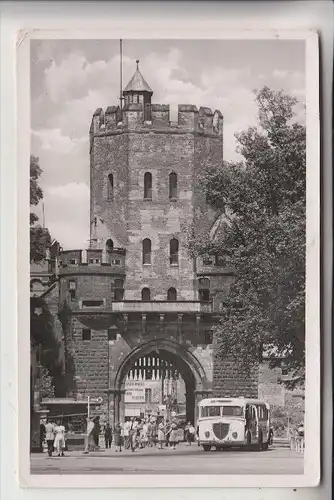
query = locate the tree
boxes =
[188,87,306,389]
[40,367,55,398]
[30,155,51,262]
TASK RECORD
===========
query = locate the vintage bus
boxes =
[197,397,271,451]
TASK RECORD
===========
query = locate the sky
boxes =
[31,39,305,250]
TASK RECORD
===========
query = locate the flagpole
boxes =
[120,39,123,114]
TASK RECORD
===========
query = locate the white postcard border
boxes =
[16,27,320,488]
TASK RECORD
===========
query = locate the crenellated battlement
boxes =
[58,248,126,274]
[90,103,223,136]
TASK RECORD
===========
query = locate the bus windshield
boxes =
[201,405,244,418]
[222,406,243,417]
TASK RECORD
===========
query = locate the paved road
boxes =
[30,444,304,475]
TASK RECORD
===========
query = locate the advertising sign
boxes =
[125,381,145,403]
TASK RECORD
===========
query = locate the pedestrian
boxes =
[45,418,55,457]
[93,417,100,449]
[129,417,139,452]
[83,417,95,454]
[40,419,46,452]
[104,422,112,449]
[164,420,171,447]
[151,419,158,446]
[123,419,131,449]
[157,421,165,450]
[54,420,66,457]
[188,423,195,445]
[114,422,122,452]
[147,419,153,447]
[169,422,178,450]
[196,423,200,446]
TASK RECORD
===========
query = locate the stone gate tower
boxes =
[58,62,258,425]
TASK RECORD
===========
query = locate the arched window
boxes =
[144,172,152,200]
[142,238,152,264]
[169,238,179,265]
[141,287,151,301]
[107,174,114,201]
[167,287,177,301]
[106,239,113,252]
[198,277,210,302]
[169,172,177,199]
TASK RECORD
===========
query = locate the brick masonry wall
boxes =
[67,316,109,399]
[90,124,223,302]
[125,132,196,300]
[212,349,259,398]
[90,133,129,248]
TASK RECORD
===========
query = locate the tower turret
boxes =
[123,60,153,121]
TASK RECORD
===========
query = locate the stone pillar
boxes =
[177,314,183,343]
[119,390,126,423]
[111,390,120,427]
[111,389,126,426]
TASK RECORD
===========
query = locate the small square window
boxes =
[82,328,91,341]
[108,328,117,341]
[203,257,213,266]
[113,289,124,301]
[199,290,210,302]
[70,259,77,265]
[69,280,76,290]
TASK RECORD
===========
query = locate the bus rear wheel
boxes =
[261,442,269,451]
[203,445,211,452]
[255,432,263,451]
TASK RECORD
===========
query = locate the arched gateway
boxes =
[111,339,211,424]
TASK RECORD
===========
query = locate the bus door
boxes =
[249,405,259,441]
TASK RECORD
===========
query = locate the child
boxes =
[169,422,178,450]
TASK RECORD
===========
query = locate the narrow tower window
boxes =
[167,287,177,301]
[141,288,151,302]
[142,238,152,264]
[106,239,114,252]
[107,174,114,201]
[198,277,210,302]
[169,238,179,265]
[169,172,177,199]
[144,172,152,200]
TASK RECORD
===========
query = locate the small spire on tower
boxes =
[136,59,139,70]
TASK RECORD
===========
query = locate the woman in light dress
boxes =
[54,420,66,457]
[169,422,178,450]
[157,421,165,450]
[141,420,149,448]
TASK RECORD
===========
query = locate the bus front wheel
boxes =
[246,431,252,450]
[203,445,211,452]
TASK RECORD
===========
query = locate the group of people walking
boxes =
[41,419,66,457]
[40,415,197,456]
[84,416,197,453]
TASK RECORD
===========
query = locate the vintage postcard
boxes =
[17,28,320,488]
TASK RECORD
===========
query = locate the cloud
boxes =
[32,128,86,153]
[47,182,90,200]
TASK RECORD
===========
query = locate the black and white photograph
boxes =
[17,29,320,488]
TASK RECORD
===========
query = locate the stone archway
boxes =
[111,339,209,425]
